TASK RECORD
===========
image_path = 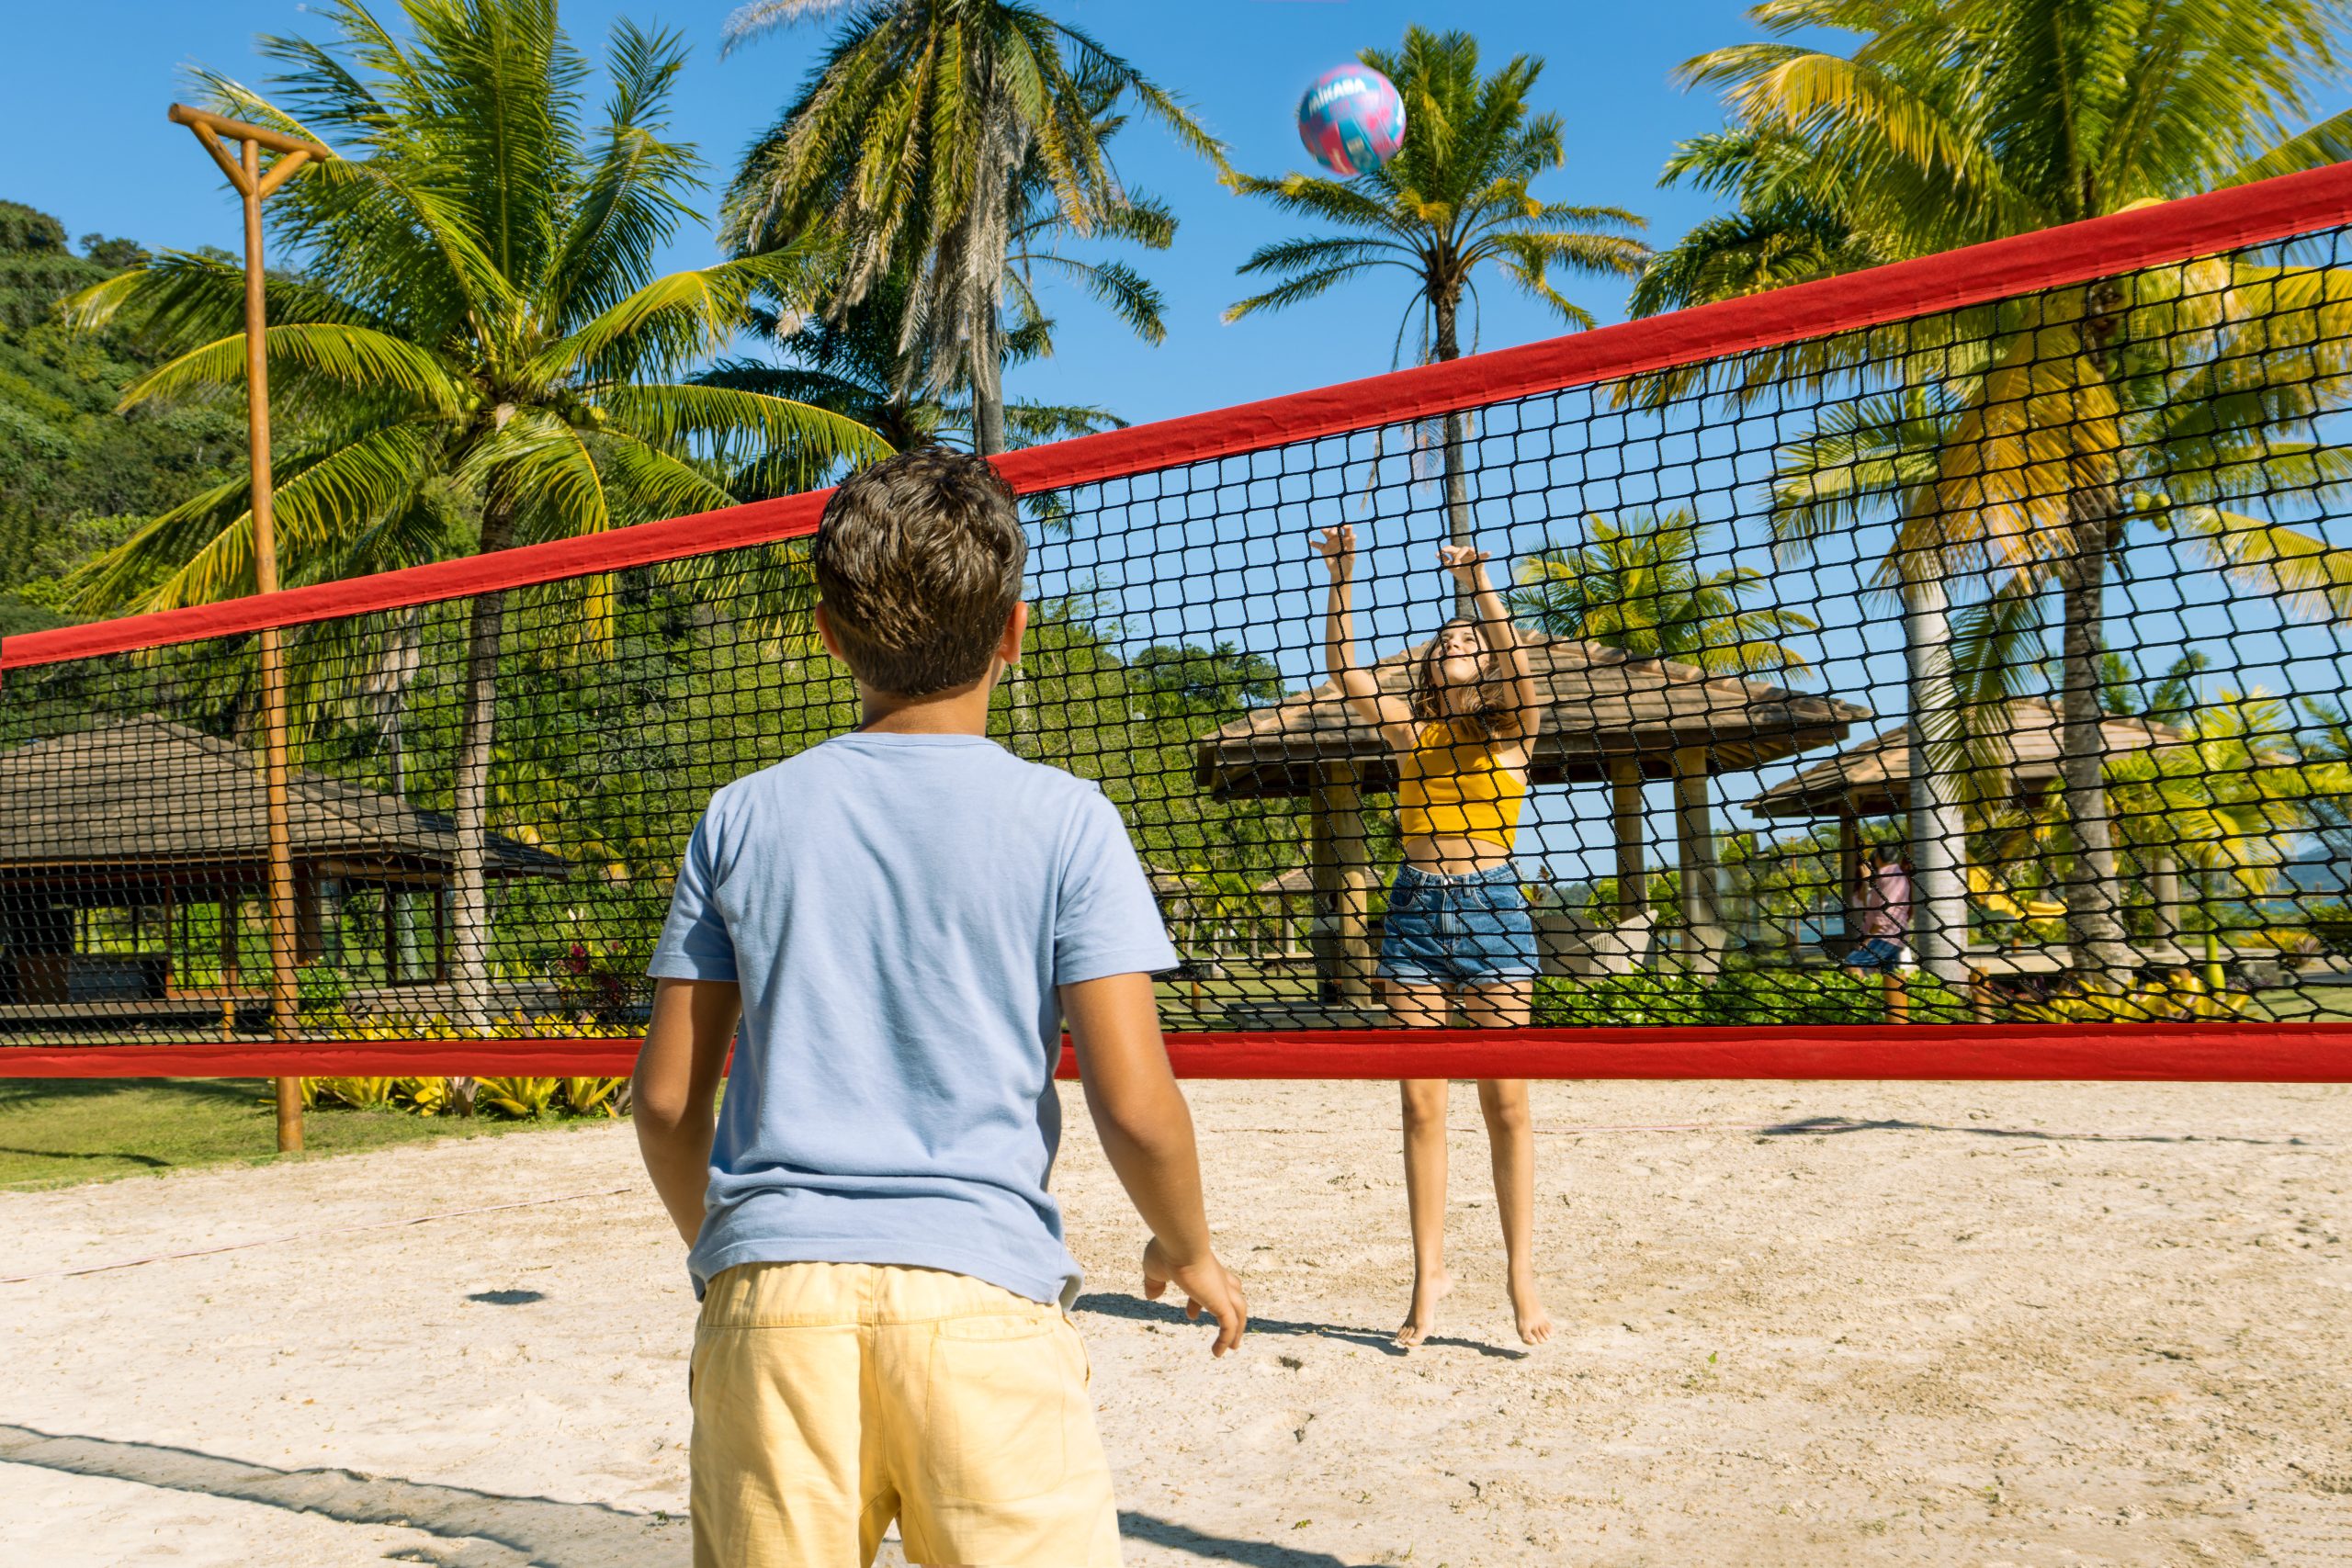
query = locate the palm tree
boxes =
[1646,0,2352,983]
[718,0,1224,456]
[1768,281,2352,976]
[1508,508,1816,675]
[1227,27,1648,607]
[67,0,885,1025]
[697,277,1124,469]
[701,102,1173,466]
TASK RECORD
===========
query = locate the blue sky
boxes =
[6,0,1758,424]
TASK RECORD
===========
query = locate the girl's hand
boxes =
[1313,525,1357,582]
[1438,543,1490,587]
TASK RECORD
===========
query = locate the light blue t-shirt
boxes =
[648,731,1178,1306]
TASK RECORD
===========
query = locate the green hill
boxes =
[0,201,243,637]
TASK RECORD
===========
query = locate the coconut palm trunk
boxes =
[448,502,513,1033]
[1901,564,1970,983]
[1432,292,1474,615]
[2056,499,2136,984]
[383,702,420,981]
[971,307,1009,458]
[2059,282,2138,987]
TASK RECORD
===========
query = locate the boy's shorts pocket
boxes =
[925,1314,1082,1504]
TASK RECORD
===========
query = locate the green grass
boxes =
[0,1078,566,1191]
[2250,985,2352,1021]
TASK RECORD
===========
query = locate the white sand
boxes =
[3,1078,2349,1567]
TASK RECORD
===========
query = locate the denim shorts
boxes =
[1843,937,1915,973]
[1377,863,1538,987]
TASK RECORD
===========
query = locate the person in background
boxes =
[1844,843,1916,973]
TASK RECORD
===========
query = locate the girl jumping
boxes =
[1314,525,1553,1348]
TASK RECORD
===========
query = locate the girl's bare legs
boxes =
[1463,979,1552,1345]
[1391,981,1453,1348]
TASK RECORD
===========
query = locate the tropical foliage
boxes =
[1646,0,2352,982]
[0,203,239,633]
[720,0,1222,454]
[1509,508,1816,675]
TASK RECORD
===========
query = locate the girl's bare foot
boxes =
[1509,1270,1554,1346]
[1396,1269,1453,1349]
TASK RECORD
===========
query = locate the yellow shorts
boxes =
[690,1260,1121,1568]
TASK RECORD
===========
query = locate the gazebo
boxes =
[1747,698,2189,949]
[0,716,567,1024]
[1253,866,1315,960]
[1196,634,1868,998]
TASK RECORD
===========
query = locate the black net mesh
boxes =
[8,227,2352,1049]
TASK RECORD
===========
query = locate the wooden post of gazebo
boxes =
[1837,809,1863,932]
[218,894,239,1043]
[170,104,330,1154]
[1308,762,1374,1007]
[1673,744,1727,975]
[1609,757,1645,921]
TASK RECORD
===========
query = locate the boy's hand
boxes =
[1143,1236,1248,1357]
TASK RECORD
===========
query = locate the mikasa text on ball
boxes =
[1296,64,1406,176]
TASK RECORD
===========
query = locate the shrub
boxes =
[293,1011,629,1120]
[297,964,349,1019]
[1534,966,1970,1026]
[477,1077,561,1118]
[2007,971,2248,1023]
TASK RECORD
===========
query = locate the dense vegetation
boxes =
[0,202,241,636]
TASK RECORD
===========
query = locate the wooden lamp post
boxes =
[169,104,330,1154]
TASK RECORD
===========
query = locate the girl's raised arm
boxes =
[1316,525,1415,743]
[1440,545,1542,738]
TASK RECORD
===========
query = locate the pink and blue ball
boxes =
[1296,64,1406,177]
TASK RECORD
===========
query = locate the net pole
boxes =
[177,107,327,1151]
[237,138,302,1154]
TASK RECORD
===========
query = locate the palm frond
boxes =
[117,322,469,417]
[596,381,891,469]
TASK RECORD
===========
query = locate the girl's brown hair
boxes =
[1408,620,1521,737]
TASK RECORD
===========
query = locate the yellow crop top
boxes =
[1396,719,1529,849]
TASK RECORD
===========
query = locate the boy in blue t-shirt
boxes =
[633,446,1247,1568]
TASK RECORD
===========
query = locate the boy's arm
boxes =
[1063,971,1248,1356]
[633,976,741,1246]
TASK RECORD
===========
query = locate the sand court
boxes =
[3,1077,2349,1566]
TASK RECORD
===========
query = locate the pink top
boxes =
[1855,865,1912,939]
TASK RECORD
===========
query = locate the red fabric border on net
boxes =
[4,1022,2347,1081]
[10,158,2352,672]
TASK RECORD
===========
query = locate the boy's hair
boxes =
[810,446,1026,696]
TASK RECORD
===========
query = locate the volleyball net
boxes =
[10,164,2352,1081]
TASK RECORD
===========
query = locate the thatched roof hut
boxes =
[0,717,566,1012]
[0,717,566,888]
[1195,633,1867,799]
[1747,699,2185,821]
[1744,699,2191,942]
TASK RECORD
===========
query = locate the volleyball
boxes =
[1296,63,1405,176]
